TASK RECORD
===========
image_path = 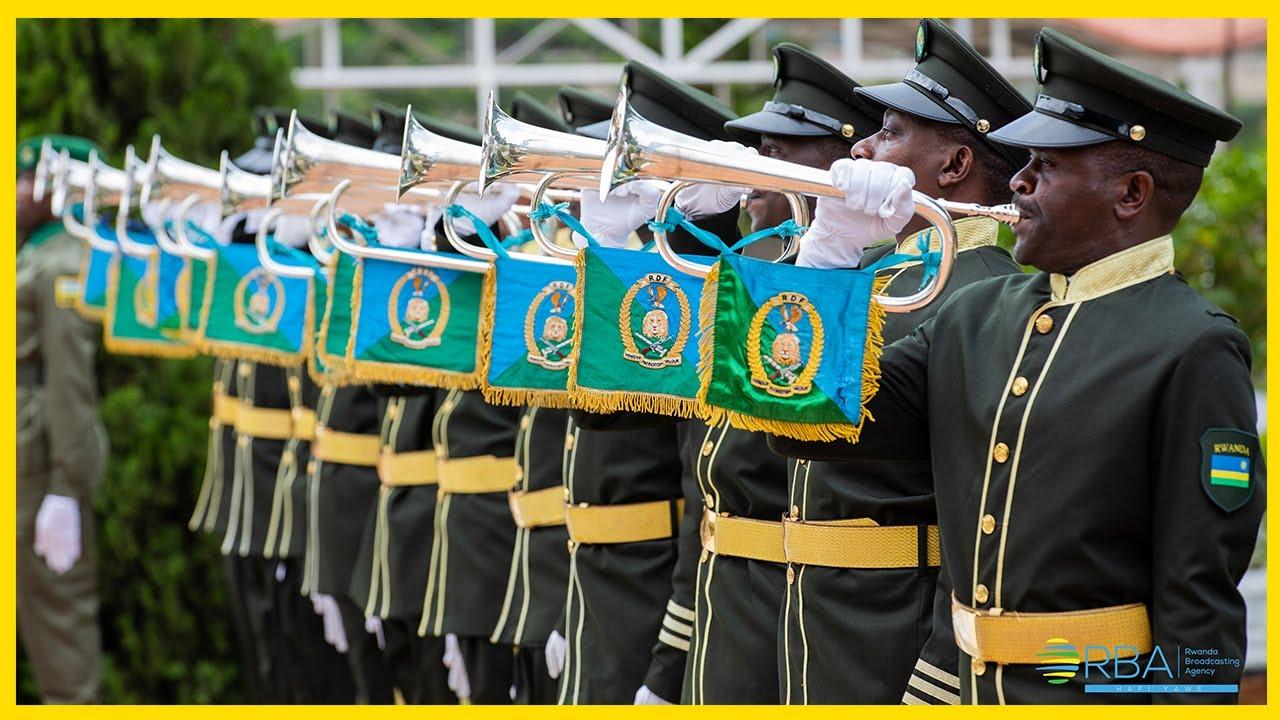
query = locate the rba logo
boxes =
[1037,639,1176,685]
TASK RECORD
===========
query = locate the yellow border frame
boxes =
[4,11,1275,716]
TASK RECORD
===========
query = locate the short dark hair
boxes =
[1091,141,1205,220]
[931,122,1019,205]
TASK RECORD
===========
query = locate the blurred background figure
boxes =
[17,134,109,703]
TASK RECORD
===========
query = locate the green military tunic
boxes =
[490,406,571,648]
[419,389,521,637]
[780,217,1023,704]
[777,235,1264,704]
[492,406,571,705]
[556,412,695,704]
[17,223,107,704]
[681,421,788,704]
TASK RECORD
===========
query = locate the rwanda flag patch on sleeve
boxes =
[1200,428,1259,512]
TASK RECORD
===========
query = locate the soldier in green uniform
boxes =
[483,93,578,706]
[550,63,743,705]
[762,20,1033,705]
[661,43,883,704]
[299,110,400,704]
[777,26,1263,704]
[17,134,108,704]
[345,106,473,705]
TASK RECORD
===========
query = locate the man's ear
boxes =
[937,144,974,190]
[1114,170,1155,221]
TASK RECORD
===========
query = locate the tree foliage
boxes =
[17,18,297,703]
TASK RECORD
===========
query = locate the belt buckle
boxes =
[699,509,716,553]
[507,489,526,527]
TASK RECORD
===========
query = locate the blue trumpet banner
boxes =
[480,254,579,406]
[198,242,316,367]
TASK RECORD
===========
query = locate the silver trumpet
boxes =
[113,145,160,258]
[139,137,223,257]
[479,91,605,262]
[601,87,1020,312]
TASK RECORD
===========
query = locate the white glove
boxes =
[545,629,566,679]
[370,204,427,249]
[310,594,349,653]
[673,141,755,220]
[33,494,81,574]
[796,158,916,270]
[574,179,668,248]
[452,184,520,237]
[364,615,386,651]
[443,633,471,700]
[634,685,673,704]
[272,213,313,249]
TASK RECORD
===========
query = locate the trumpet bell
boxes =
[141,135,222,208]
[221,150,274,217]
[398,108,485,198]
[480,92,605,195]
[277,109,402,205]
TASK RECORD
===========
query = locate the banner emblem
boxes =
[524,279,576,370]
[620,272,690,369]
[133,256,159,329]
[747,292,823,397]
[234,267,285,334]
[387,267,451,350]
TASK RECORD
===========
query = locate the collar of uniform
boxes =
[894,215,999,256]
[1049,234,1174,303]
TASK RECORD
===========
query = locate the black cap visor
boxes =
[724,109,833,145]
[855,81,959,125]
[575,119,611,140]
[987,110,1114,150]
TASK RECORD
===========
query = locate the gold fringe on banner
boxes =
[312,255,356,385]
[178,256,217,345]
[697,274,890,444]
[694,260,722,409]
[342,259,485,391]
[102,256,198,360]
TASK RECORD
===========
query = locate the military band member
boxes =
[767,19,1032,705]
[300,110,400,703]
[552,62,742,705]
[665,42,884,704]
[776,26,1263,705]
[345,107,467,705]
[17,135,108,704]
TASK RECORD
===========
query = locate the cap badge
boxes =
[1033,38,1047,83]
[1128,125,1147,142]
[915,24,927,62]
[840,123,855,138]
[975,119,991,134]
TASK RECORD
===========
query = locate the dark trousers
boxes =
[458,636,515,704]
[514,645,557,704]
[382,618,455,704]
[223,554,275,702]
[337,595,396,704]
[271,559,357,703]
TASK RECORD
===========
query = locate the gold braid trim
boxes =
[562,249,591,402]
[693,261,722,420]
[103,254,197,359]
[699,275,890,443]
[475,264,498,390]
[481,385,577,409]
[182,256,217,344]
[313,254,354,385]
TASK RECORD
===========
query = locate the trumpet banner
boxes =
[480,255,578,407]
[198,242,316,367]
[74,223,115,322]
[698,254,887,443]
[568,246,708,417]
[316,250,358,382]
[307,254,334,383]
[104,226,196,359]
[344,252,487,389]
[177,254,213,342]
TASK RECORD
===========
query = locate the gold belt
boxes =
[312,428,381,467]
[508,486,567,529]
[565,498,684,545]
[291,408,317,441]
[700,509,786,563]
[212,393,238,426]
[378,450,439,487]
[781,516,941,569]
[437,455,517,494]
[235,406,294,440]
[951,596,1152,664]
